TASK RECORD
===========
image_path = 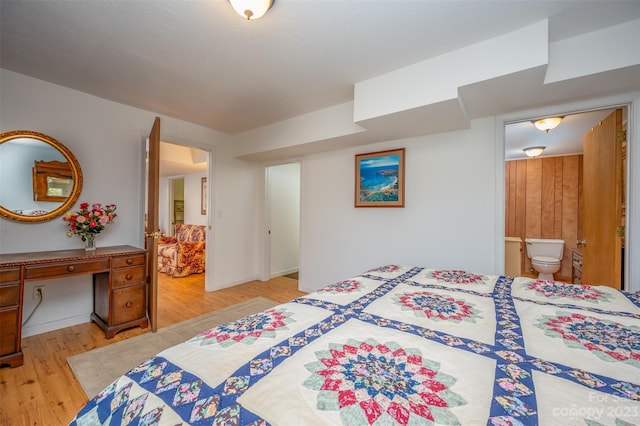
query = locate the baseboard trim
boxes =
[22,313,91,338]
[271,267,298,279]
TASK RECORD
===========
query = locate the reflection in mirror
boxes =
[33,160,74,201]
[0,130,83,223]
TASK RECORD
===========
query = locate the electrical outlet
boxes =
[33,285,45,299]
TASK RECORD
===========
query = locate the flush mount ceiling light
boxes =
[229,0,274,20]
[523,146,546,158]
[533,117,563,133]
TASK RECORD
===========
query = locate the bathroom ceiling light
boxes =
[523,146,546,158]
[229,0,274,20]
[533,117,563,132]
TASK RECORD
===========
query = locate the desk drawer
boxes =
[25,259,110,280]
[0,285,20,307]
[0,268,20,283]
[111,266,146,289]
[112,254,145,269]
[112,285,146,325]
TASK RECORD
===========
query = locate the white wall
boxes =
[298,94,640,294]
[158,176,170,234]
[631,96,640,293]
[183,172,207,226]
[0,69,262,336]
[299,118,498,292]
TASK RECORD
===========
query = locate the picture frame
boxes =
[201,177,207,215]
[355,148,405,208]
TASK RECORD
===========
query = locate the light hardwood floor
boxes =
[0,273,306,426]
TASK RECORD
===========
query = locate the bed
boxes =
[70,265,640,425]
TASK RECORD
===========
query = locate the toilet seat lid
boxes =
[532,256,560,263]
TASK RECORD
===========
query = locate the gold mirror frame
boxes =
[0,130,83,223]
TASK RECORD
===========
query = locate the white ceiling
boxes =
[2,0,639,161]
[505,108,618,160]
[160,142,208,177]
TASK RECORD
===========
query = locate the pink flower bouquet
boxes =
[63,202,117,242]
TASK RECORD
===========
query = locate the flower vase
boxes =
[83,235,96,251]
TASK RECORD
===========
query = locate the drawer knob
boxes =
[126,273,133,280]
[126,258,133,265]
[126,301,133,308]
[67,265,75,272]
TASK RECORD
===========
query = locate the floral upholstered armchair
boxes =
[157,224,206,277]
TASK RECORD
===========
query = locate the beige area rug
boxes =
[67,297,279,398]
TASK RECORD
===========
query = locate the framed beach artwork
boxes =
[355,148,405,207]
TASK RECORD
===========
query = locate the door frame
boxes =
[496,93,637,292]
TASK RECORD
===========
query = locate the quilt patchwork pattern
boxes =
[535,311,640,367]
[302,338,466,425]
[71,266,640,425]
[527,280,615,303]
[189,308,296,348]
[394,290,482,323]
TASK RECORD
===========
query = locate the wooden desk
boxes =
[0,245,148,368]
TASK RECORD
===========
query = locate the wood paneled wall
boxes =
[505,155,583,279]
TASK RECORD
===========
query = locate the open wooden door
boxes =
[582,109,624,289]
[145,117,161,331]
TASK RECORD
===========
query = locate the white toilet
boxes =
[524,238,564,280]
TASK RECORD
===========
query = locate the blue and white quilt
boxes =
[71,265,640,425]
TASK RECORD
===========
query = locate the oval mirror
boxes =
[0,130,83,223]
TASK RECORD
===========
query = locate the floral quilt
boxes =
[70,265,640,425]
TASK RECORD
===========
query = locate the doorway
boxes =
[265,163,301,280]
[504,105,629,288]
[157,141,211,300]
[158,142,209,235]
